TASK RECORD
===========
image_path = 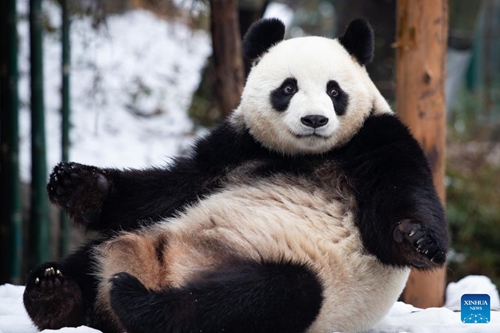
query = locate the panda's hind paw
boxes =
[394,220,446,269]
[23,262,85,330]
[110,272,149,303]
[47,162,110,227]
[109,272,149,330]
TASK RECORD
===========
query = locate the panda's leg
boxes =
[22,240,112,331]
[108,261,324,333]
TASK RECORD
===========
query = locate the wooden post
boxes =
[395,0,448,308]
[210,0,245,118]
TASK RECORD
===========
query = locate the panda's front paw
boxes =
[23,263,85,330]
[393,219,446,269]
[47,162,110,227]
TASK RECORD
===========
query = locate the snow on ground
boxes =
[17,0,211,182]
[8,1,500,332]
[1,276,499,333]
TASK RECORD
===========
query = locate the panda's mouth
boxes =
[293,131,329,139]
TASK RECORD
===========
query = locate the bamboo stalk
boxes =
[0,0,23,284]
[30,0,51,266]
[59,0,71,257]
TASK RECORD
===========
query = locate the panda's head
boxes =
[231,18,392,155]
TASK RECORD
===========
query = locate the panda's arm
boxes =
[46,158,221,232]
[339,114,449,269]
[47,122,258,232]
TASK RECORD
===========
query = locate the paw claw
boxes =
[24,263,85,329]
[395,219,446,268]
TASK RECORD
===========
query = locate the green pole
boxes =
[59,0,70,257]
[0,0,23,284]
[30,0,51,266]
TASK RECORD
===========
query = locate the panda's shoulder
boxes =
[343,113,420,153]
[190,121,271,169]
[361,113,412,141]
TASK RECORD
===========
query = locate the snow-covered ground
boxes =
[1,275,499,333]
[17,0,211,181]
[9,2,500,332]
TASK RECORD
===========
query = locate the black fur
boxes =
[338,18,374,65]
[23,262,85,330]
[326,80,349,116]
[243,18,285,60]
[270,77,298,112]
[24,240,121,333]
[25,18,447,332]
[27,114,448,332]
[109,261,323,333]
[334,114,448,268]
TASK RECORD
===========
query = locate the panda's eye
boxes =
[326,80,349,116]
[283,84,295,95]
[271,78,298,112]
[328,88,339,97]
[326,81,341,98]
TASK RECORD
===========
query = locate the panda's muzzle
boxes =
[301,115,329,129]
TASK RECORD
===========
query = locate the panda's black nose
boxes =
[301,115,329,129]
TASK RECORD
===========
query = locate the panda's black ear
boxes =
[243,18,285,60]
[338,18,374,66]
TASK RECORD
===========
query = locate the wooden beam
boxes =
[395,0,448,308]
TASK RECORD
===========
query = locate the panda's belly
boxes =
[160,178,410,332]
[97,177,410,332]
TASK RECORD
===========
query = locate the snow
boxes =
[13,1,295,184]
[1,276,499,333]
[17,0,211,182]
[7,1,500,332]
[445,275,500,309]
[367,276,500,332]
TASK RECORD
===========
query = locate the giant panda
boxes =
[23,18,448,333]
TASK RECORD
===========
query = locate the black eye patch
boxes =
[326,80,349,116]
[270,78,298,112]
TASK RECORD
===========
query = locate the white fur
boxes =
[94,34,407,333]
[231,36,392,155]
[95,175,409,332]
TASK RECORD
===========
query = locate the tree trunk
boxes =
[210,0,245,118]
[238,0,268,76]
[395,0,448,308]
